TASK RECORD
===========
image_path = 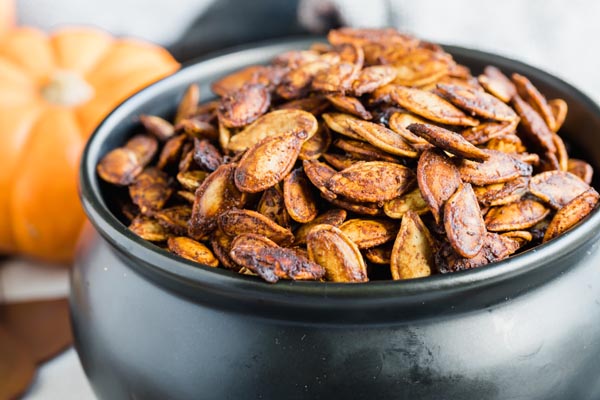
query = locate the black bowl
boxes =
[72,38,600,400]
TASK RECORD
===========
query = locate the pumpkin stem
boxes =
[41,70,94,106]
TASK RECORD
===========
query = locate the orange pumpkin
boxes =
[0,0,15,37]
[0,27,179,263]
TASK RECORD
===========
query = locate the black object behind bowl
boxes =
[73,39,600,400]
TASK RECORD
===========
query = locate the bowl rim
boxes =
[79,37,600,306]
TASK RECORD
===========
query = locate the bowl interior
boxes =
[80,38,600,307]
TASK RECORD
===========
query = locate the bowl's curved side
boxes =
[78,38,600,321]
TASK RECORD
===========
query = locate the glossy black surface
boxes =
[72,39,600,399]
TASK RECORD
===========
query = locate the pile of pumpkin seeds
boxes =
[97,28,599,283]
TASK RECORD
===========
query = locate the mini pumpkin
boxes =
[0,27,179,263]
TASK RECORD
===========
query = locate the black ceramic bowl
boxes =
[72,39,600,400]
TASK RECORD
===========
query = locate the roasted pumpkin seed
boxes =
[306,224,368,283]
[407,123,489,161]
[484,199,550,232]
[390,211,434,279]
[477,66,516,103]
[529,170,590,209]
[543,188,599,242]
[444,183,486,258]
[218,83,271,128]
[218,208,294,247]
[168,236,219,267]
[417,149,461,224]
[283,168,318,223]
[436,83,518,122]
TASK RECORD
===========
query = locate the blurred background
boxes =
[2,0,599,398]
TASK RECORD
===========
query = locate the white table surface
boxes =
[0,259,95,400]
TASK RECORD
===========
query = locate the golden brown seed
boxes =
[193,138,222,171]
[211,65,269,97]
[129,167,173,215]
[283,168,318,223]
[218,208,294,247]
[512,73,556,131]
[529,170,590,209]
[154,205,193,236]
[485,199,550,232]
[552,134,569,172]
[352,65,397,96]
[276,96,330,115]
[327,197,382,216]
[293,209,347,245]
[139,115,175,141]
[321,112,366,140]
[321,153,359,171]
[383,188,429,219]
[230,233,325,283]
[234,132,304,193]
[485,134,526,154]
[390,86,479,126]
[228,109,318,153]
[157,134,187,170]
[333,138,398,163]
[387,112,433,147]
[567,159,593,185]
[257,184,291,228]
[390,211,434,279]
[306,224,368,283]
[436,83,518,122]
[339,218,397,249]
[407,123,490,161]
[327,27,419,50]
[364,245,393,265]
[302,159,338,200]
[218,83,271,128]
[436,233,520,273]
[543,188,599,242]
[458,150,532,186]
[326,95,372,120]
[97,147,143,186]
[209,228,240,271]
[327,161,415,203]
[124,134,158,166]
[178,148,195,173]
[477,66,516,103]
[168,236,219,267]
[299,123,332,161]
[312,45,363,92]
[417,149,461,224]
[277,60,331,99]
[177,190,196,204]
[501,230,533,247]
[188,163,246,239]
[176,117,218,141]
[176,170,208,192]
[444,183,486,258]
[129,215,168,242]
[473,177,529,207]
[512,94,556,154]
[460,119,518,145]
[346,118,418,158]
[175,84,200,124]
[218,118,231,151]
[549,98,568,132]
[390,48,451,87]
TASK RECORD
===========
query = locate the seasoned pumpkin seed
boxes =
[543,188,599,242]
[390,211,434,279]
[168,236,219,267]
